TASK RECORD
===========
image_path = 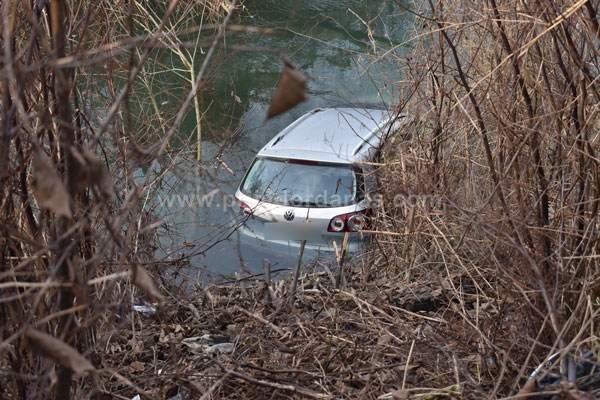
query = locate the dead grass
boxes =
[95,247,593,399]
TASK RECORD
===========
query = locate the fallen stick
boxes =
[198,371,232,400]
[222,366,330,399]
[233,306,284,336]
[341,290,446,324]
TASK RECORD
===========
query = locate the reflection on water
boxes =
[150,0,412,280]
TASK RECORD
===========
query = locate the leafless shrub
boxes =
[371,0,600,396]
[0,1,234,398]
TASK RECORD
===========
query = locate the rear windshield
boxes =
[240,157,363,207]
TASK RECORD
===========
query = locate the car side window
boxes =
[354,167,366,202]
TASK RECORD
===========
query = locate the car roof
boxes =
[257,107,399,164]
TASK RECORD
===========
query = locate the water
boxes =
[150,0,412,281]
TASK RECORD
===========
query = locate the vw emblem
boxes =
[284,209,295,221]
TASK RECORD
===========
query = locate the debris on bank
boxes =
[100,262,599,399]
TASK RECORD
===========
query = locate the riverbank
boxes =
[102,260,477,399]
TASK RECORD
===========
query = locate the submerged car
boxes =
[235,107,403,251]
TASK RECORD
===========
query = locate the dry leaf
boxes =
[128,360,145,373]
[32,151,72,218]
[220,1,234,13]
[515,379,538,398]
[25,328,94,375]
[71,148,115,200]
[131,265,165,302]
[266,59,308,119]
[130,338,144,354]
[390,389,410,399]
[377,334,392,346]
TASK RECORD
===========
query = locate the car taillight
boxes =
[327,211,368,232]
[238,201,252,216]
[328,215,346,232]
[347,213,367,231]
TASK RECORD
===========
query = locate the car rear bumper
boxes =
[237,223,368,253]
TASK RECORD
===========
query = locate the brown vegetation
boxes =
[2,0,600,399]
[373,0,600,397]
[0,1,233,399]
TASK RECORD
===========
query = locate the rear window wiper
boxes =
[289,199,320,207]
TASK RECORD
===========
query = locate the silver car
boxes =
[235,107,402,251]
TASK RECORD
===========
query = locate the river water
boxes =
[151,0,412,281]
